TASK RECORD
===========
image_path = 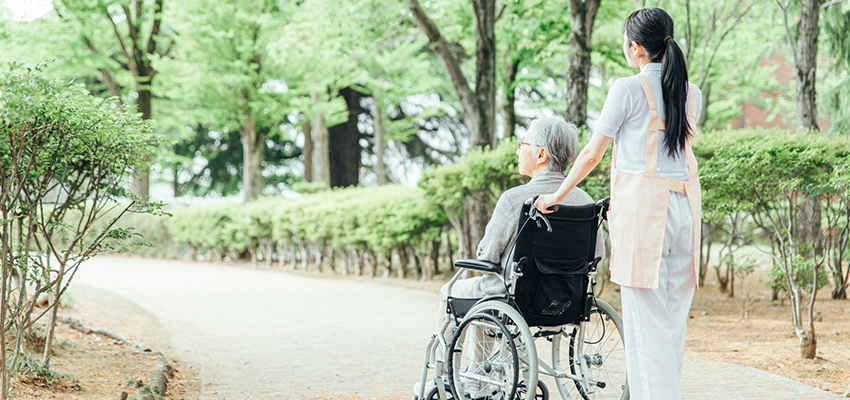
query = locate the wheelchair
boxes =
[415,197,628,400]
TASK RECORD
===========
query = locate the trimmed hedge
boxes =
[166,185,449,277]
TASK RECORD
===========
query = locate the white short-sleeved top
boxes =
[594,63,702,182]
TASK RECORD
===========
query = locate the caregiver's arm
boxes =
[534,131,612,213]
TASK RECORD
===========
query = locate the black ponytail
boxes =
[624,8,691,158]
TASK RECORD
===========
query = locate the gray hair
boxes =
[526,117,579,175]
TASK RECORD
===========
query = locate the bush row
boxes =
[165,184,450,277]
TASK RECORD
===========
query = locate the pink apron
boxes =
[608,75,701,289]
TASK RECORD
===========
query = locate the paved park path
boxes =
[72,256,845,400]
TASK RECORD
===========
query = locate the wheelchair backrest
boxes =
[511,200,602,327]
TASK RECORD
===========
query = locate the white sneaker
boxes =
[461,366,497,399]
[412,375,448,399]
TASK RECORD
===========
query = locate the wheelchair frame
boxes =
[415,197,628,400]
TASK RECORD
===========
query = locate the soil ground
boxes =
[9,284,200,399]
[11,257,850,399]
[686,281,850,397]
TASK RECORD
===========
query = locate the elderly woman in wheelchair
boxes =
[414,118,628,400]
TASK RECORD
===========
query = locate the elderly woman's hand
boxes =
[534,193,562,214]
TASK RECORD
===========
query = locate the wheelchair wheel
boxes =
[448,312,519,400]
[551,299,628,400]
[466,300,539,400]
[515,380,548,400]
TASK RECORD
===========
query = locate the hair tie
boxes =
[664,35,673,43]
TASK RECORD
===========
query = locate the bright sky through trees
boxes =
[3,0,52,21]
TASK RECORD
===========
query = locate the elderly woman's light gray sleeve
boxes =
[595,228,606,261]
[475,193,516,267]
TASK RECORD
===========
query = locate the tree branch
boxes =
[820,0,844,11]
[106,9,139,77]
[146,0,164,55]
[406,0,476,113]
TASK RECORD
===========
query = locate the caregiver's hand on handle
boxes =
[534,192,564,214]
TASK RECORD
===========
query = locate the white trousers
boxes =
[620,192,696,400]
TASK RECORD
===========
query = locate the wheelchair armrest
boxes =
[454,259,502,274]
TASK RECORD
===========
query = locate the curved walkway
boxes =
[71,256,844,400]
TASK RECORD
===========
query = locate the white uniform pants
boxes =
[620,192,696,400]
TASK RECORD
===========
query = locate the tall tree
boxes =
[497,0,572,138]
[55,0,173,200]
[407,0,497,257]
[163,0,290,203]
[354,0,449,185]
[771,0,850,359]
[564,0,601,127]
[276,0,362,187]
[773,0,827,132]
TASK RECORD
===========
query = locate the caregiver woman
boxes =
[535,8,702,400]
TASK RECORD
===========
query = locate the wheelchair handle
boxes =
[525,196,559,212]
[524,196,554,232]
[596,197,610,221]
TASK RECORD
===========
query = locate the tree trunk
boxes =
[302,118,313,182]
[462,193,492,259]
[372,94,389,185]
[133,88,152,200]
[800,329,817,359]
[364,251,376,277]
[832,273,847,299]
[43,262,65,368]
[396,247,408,279]
[1,216,9,399]
[288,241,297,269]
[325,243,335,272]
[699,221,712,287]
[431,240,440,277]
[313,242,323,272]
[381,254,392,278]
[409,246,421,280]
[311,111,330,185]
[795,0,820,132]
[299,240,308,271]
[352,249,362,276]
[472,0,497,149]
[328,87,364,188]
[445,228,454,271]
[502,51,519,140]
[240,119,265,203]
[172,164,180,197]
[564,0,601,128]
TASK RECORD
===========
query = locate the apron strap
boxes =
[636,75,662,176]
[685,82,699,179]
[687,82,699,122]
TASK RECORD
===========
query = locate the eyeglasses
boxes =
[518,141,534,149]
